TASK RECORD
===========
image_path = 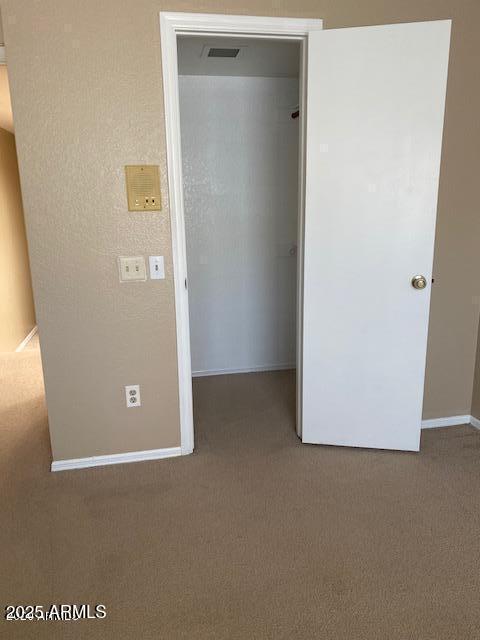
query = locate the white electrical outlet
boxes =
[125,384,141,408]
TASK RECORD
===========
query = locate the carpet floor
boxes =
[1,343,480,639]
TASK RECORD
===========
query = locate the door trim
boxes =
[159,12,323,455]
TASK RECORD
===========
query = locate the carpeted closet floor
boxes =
[1,341,480,639]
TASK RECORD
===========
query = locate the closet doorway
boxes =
[177,35,302,448]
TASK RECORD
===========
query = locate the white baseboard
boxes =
[470,415,480,430]
[51,446,183,472]
[421,415,472,429]
[15,325,38,352]
[51,415,480,472]
[192,363,295,378]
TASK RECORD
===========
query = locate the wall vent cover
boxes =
[207,47,240,58]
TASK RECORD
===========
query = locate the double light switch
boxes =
[118,256,147,281]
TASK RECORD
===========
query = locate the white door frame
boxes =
[159,12,323,455]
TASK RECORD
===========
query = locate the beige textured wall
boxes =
[0,66,14,132]
[0,126,35,351]
[471,327,480,420]
[1,1,479,460]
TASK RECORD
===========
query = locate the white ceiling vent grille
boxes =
[207,47,240,58]
[200,44,246,61]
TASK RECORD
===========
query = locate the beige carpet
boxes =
[1,345,480,639]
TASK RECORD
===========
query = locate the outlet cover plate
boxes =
[125,384,141,408]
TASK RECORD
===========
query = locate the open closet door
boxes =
[302,21,451,451]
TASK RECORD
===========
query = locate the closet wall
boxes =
[179,74,299,375]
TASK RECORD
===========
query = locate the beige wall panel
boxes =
[0,127,35,351]
[0,66,14,132]
[1,1,479,459]
[471,324,480,420]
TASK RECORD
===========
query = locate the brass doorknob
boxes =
[411,275,427,290]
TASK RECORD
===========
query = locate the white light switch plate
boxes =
[118,256,147,282]
[149,256,165,280]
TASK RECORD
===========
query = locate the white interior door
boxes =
[302,21,451,451]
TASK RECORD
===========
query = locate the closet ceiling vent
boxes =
[207,47,241,58]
